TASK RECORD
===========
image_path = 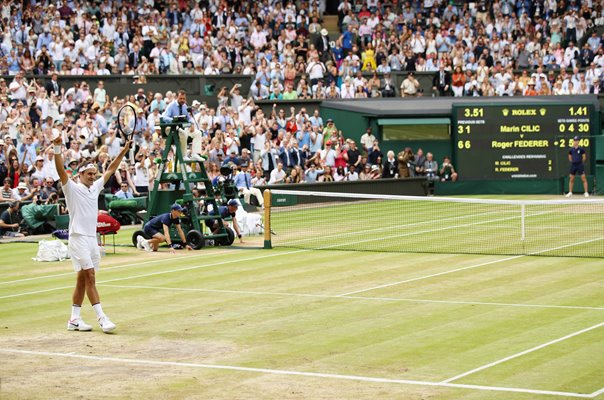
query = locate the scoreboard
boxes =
[453,103,596,180]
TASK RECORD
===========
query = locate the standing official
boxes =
[566,136,589,197]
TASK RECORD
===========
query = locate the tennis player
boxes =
[53,134,132,333]
[566,136,589,197]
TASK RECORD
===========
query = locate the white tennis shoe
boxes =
[136,235,145,249]
[67,317,92,331]
[565,192,573,197]
[584,192,589,197]
[140,238,152,252]
[98,316,116,333]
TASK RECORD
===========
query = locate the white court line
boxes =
[98,284,604,311]
[0,348,594,398]
[590,387,604,398]
[0,248,231,286]
[2,233,602,301]
[442,321,604,384]
[0,249,306,300]
[337,236,604,297]
[337,256,523,297]
[282,209,504,246]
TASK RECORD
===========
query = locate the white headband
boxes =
[80,163,97,173]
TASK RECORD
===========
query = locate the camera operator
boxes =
[0,202,24,238]
[205,199,243,243]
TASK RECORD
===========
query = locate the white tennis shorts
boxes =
[69,234,100,272]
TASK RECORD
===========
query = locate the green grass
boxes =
[271,197,604,258]
[0,226,603,399]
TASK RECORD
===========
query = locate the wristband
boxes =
[53,145,61,154]
[237,234,242,239]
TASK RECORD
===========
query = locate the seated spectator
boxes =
[233,164,264,208]
[115,182,134,199]
[12,181,36,202]
[382,151,398,179]
[423,152,439,181]
[400,72,421,97]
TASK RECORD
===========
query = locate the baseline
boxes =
[0,349,595,399]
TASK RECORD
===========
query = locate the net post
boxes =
[263,189,272,249]
[520,203,525,241]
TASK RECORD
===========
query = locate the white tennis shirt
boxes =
[63,178,104,237]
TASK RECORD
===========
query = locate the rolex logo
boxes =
[502,109,509,117]
[539,108,547,116]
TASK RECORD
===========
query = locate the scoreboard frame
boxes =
[452,102,599,181]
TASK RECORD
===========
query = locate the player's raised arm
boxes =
[53,134,69,186]
[103,140,132,184]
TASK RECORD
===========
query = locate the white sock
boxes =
[71,305,81,320]
[92,303,105,318]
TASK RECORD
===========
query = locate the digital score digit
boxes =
[453,104,595,180]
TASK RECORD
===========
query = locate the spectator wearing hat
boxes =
[12,181,36,201]
[30,156,46,183]
[137,203,192,252]
[524,79,538,96]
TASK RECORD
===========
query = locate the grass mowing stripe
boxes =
[337,255,523,296]
[441,321,604,384]
[3,235,601,301]
[0,248,233,286]
[337,236,604,297]
[97,283,604,311]
[0,348,594,398]
[281,209,505,246]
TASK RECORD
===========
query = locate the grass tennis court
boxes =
[1,209,603,399]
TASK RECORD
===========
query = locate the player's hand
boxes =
[169,246,176,254]
[185,245,193,251]
[52,133,62,146]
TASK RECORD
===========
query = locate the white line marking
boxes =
[3,235,602,301]
[97,284,604,311]
[442,321,604,383]
[0,248,232,285]
[281,209,504,246]
[589,387,604,398]
[0,249,306,299]
[0,348,594,398]
[337,236,604,297]
[337,256,523,296]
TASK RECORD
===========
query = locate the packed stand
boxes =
[0,1,602,97]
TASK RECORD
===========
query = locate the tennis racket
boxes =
[117,104,137,139]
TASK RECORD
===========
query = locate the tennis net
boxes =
[264,190,604,258]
